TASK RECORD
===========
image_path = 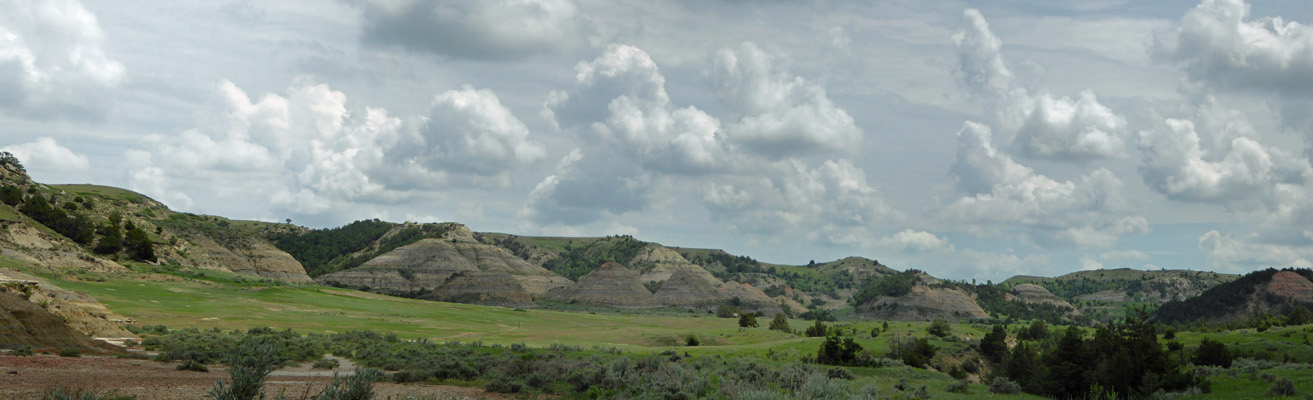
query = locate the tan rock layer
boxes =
[859,285,989,322]
[654,268,726,310]
[316,238,570,296]
[0,290,105,348]
[546,262,659,309]
[426,270,536,309]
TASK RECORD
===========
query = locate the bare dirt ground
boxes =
[0,354,512,400]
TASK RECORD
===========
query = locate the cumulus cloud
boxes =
[1135,95,1312,206]
[403,86,547,176]
[130,79,544,222]
[1137,118,1274,203]
[953,8,1127,161]
[875,230,955,253]
[355,0,588,61]
[1199,230,1312,271]
[944,121,1147,248]
[0,137,90,177]
[0,0,124,119]
[709,42,862,158]
[699,159,899,246]
[521,149,652,225]
[1155,0,1313,98]
[546,44,731,174]
[952,9,1013,95]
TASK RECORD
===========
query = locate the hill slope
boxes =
[1154,268,1313,324]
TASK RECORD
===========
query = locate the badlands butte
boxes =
[0,152,1267,350]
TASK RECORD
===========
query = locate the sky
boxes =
[5,0,1313,282]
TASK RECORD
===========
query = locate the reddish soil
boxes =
[0,355,509,399]
[1266,271,1313,303]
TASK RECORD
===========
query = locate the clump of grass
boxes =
[57,348,81,358]
[312,358,340,370]
[13,344,34,356]
[177,358,209,372]
[315,367,381,400]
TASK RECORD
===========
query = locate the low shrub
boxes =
[312,358,341,370]
[1265,378,1298,396]
[178,359,209,372]
[989,377,1022,394]
[947,379,970,394]
[315,367,381,400]
[57,348,81,358]
[13,345,33,356]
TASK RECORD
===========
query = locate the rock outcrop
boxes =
[654,268,725,310]
[1,223,127,273]
[632,245,720,284]
[858,285,989,322]
[316,237,571,295]
[718,281,785,317]
[425,270,536,309]
[1008,284,1079,315]
[0,269,136,340]
[0,290,107,348]
[546,262,659,309]
[175,233,312,283]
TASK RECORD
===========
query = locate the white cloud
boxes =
[710,42,862,158]
[875,230,955,253]
[944,121,1147,248]
[0,0,124,119]
[410,86,547,175]
[548,44,731,174]
[1155,0,1313,98]
[952,9,1013,95]
[129,79,547,223]
[699,158,899,246]
[1137,118,1274,203]
[521,149,652,225]
[0,137,90,178]
[1080,255,1104,271]
[1199,230,1312,271]
[355,0,588,61]
[953,8,1127,161]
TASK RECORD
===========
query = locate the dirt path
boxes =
[0,355,511,399]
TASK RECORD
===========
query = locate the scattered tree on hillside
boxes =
[980,325,1008,363]
[1193,338,1233,368]
[0,185,21,206]
[1004,341,1042,392]
[1020,320,1048,341]
[816,333,863,366]
[769,313,790,333]
[738,313,758,328]
[94,216,123,255]
[1041,326,1089,398]
[804,320,828,337]
[888,335,936,368]
[927,318,951,337]
[124,226,156,262]
[0,151,23,173]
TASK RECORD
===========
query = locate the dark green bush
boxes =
[57,348,81,357]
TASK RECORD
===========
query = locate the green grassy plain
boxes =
[6,254,1313,398]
